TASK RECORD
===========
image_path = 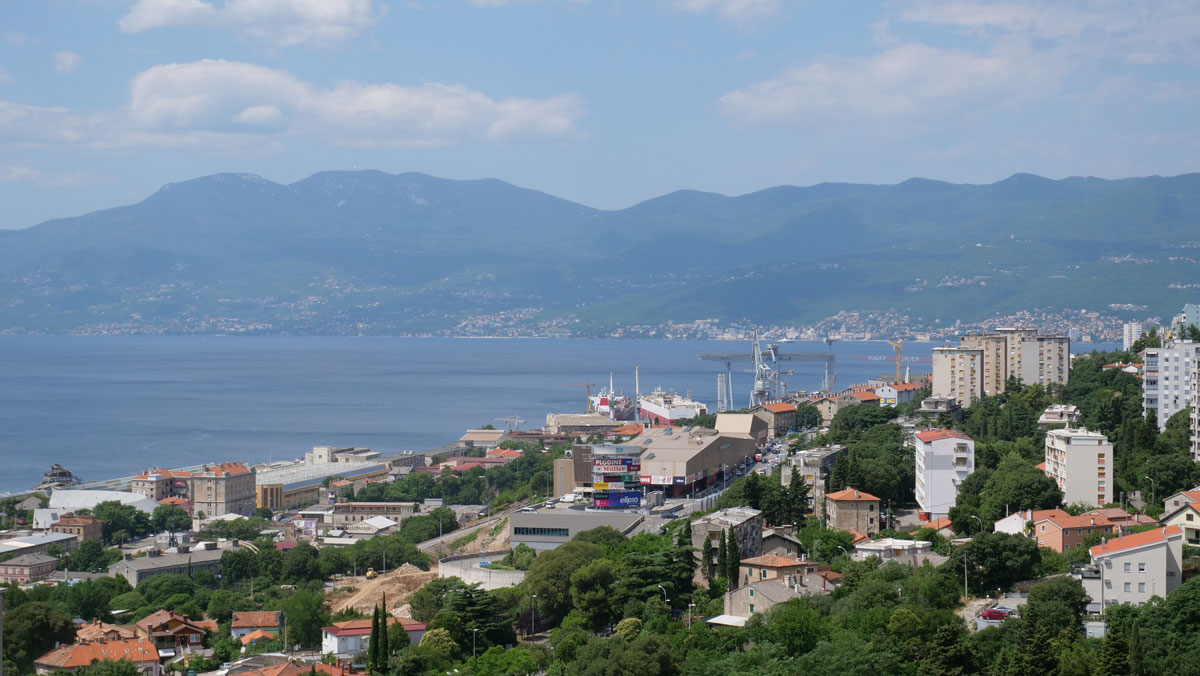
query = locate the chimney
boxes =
[1090,518,1095,525]
[854,490,859,499]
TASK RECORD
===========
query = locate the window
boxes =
[761,569,768,579]
[1139,583,1146,593]
[1188,514,1194,522]
[1139,562,1146,572]
[1124,563,1131,572]
[749,604,755,614]
[749,588,755,598]
[1124,582,1132,592]
[513,527,570,538]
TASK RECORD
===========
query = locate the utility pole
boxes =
[531,594,537,639]
[1,587,6,676]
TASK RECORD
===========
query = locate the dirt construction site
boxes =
[326,517,511,617]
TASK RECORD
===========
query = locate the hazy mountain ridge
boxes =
[1,170,1197,334]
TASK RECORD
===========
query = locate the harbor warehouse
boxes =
[637,424,757,498]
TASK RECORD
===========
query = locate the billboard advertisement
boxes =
[594,457,638,468]
[593,491,642,508]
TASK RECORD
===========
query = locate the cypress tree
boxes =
[1098,623,1130,676]
[379,593,390,664]
[702,536,715,582]
[368,604,381,673]
[717,529,728,581]
[727,530,741,587]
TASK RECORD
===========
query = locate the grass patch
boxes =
[489,517,508,538]
[451,529,480,551]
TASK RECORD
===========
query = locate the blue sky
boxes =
[1,0,1199,228]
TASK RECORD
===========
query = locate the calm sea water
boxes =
[0,336,1119,493]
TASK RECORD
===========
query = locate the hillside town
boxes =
[3,304,1200,676]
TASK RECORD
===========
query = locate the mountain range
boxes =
[1,170,1197,335]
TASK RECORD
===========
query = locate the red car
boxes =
[981,608,1011,621]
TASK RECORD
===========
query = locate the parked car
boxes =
[981,608,1011,621]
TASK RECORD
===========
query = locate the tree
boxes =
[726,530,741,586]
[570,558,622,632]
[73,659,141,676]
[281,589,329,649]
[943,531,1040,593]
[1,601,76,674]
[1023,576,1088,637]
[418,627,459,661]
[523,539,605,624]
[794,403,822,430]
[92,501,153,544]
[254,507,273,519]
[918,624,977,676]
[65,539,110,573]
[701,536,715,582]
[151,504,192,532]
[716,530,728,582]
[409,577,472,623]
[614,617,642,641]
[368,603,381,673]
[378,594,390,663]
[1097,621,1130,676]
[760,598,827,657]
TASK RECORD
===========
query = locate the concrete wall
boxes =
[438,551,526,590]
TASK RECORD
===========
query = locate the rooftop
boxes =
[35,639,159,669]
[826,488,880,502]
[915,428,973,443]
[232,611,282,629]
[761,402,797,413]
[1091,525,1182,557]
[0,552,58,566]
[740,554,802,568]
[256,461,386,490]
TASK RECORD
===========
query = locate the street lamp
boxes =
[657,584,668,603]
[1145,476,1157,508]
[970,515,984,535]
[687,603,696,628]
[837,545,849,561]
[531,594,537,639]
[472,628,478,659]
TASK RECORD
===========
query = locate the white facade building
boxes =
[914,429,975,520]
[1123,321,1144,351]
[1076,526,1183,608]
[1142,341,1200,431]
[1044,428,1113,508]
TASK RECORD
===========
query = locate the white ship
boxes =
[637,389,707,425]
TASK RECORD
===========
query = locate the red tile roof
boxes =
[323,618,425,637]
[762,402,797,413]
[75,621,136,642]
[36,639,158,669]
[1036,514,1115,530]
[848,391,880,402]
[826,488,880,502]
[892,382,924,391]
[1036,461,1047,471]
[913,517,954,533]
[848,530,870,545]
[739,554,802,568]
[232,611,282,629]
[1091,525,1182,556]
[240,630,278,646]
[915,429,973,443]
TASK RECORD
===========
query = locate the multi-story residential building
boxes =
[0,553,58,583]
[824,488,881,535]
[1037,404,1081,429]
[914,429,974,520]
[934,328,1070,407]
[1141,341,1200,431]
[34,639,160,675]
[1160,502,1200,547]
[1123,321,1144,351]
[132,462,256,517]
[1191,356,1200,461]
[752,402,796,437]
[874,382,924,407]
[1044,428,1113,508]
[691,507,765,569]
[739,555,804,587]
[931,346,984,407]
[50,513,103,543]
[723,565,840,618]
[1173,303,1200,332]
[1076,526,1183,608]
[108,544,227,586]
[1032,513,1116,553]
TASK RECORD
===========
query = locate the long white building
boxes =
[914,429,974,520]
[1142,340,1200,431]
[1044,428,1113,508]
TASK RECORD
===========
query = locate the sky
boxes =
[1,0,1199,228]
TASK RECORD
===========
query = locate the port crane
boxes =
[700,332,837,409]
[563,383,596,413]
[887,340,903,383]
[494,416,527,433]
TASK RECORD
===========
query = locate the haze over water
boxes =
[0,336,1118,493]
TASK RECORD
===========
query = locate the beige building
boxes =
[739,554,804,587]
[934,328,1070,407]
[636,426,758,498]
[1044,428,1113,508]
[691,507,764,571]
[723,566,840,618]
[132,462,256,517]
[327,502,418,527]
[1160,501,1200,547]
[824,488,881,535]
[50,513,103,543]
[931,346,984,407]
[1076,526,1183,608]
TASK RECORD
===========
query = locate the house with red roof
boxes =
[875,382,924,407]
[739,554,805,586]
[1160,501,1200,547]
[231,611,282,640]
[1032,513,1116,553]
[994,508,1072,535]
[134,610,208,656]
[35,639,159,674]
[1077,526,1183,608]
[824,488,882,535]
[239,630,279,647]
[321,618,427,657]
[752,402,797,438]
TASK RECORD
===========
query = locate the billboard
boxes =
[593,491,642,508]
[594,457,638,468]
[640,475,682,486]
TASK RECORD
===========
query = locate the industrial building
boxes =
[254,461,388,510]
[108,543,230,586]
[636,422,758,498]
[508,504,643,550]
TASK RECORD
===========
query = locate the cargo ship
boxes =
[637,389,708,425]
[589,387,638,421]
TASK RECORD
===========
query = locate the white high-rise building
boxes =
[1142,341,1200,431]
[1123,321,1145,351]
[914,429,975,520]
[1191,361,1200,461]
[1044,428,1113,508]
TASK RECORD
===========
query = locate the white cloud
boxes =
[670,0,780,22]
[0,67,12,85]
[53,51,82,74]
[1,59,585,150]
[0,165,115,187]
[119,0,382,47]
[720,42,1056,124]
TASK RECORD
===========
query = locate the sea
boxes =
[0,336,1121,493]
